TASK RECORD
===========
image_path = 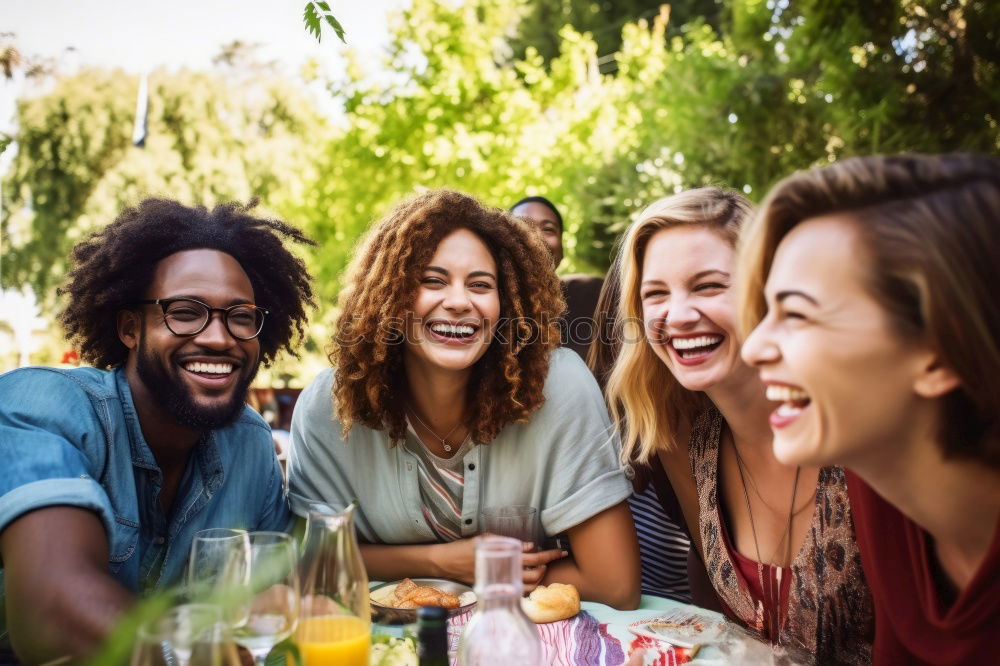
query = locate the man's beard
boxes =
[136,339,258,430]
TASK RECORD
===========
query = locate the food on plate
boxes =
[370,635,418,666]
[521,583,580,623]
[626,608,723,652]
[376,578,462,610]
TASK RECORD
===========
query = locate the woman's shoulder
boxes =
[542,347,601,397]
[295,367,336,414]
[292,367,394,457]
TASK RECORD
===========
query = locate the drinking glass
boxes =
[130,604,239,666]
[481,506,541,549]
[232,531,300,665]
[187,529,251,625]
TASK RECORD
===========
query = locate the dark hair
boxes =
[59,198,315,369]
[510,196,563,233]
[739,153,1000,466]
[332,189,564,445]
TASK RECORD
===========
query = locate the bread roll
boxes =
[521,583,580,623]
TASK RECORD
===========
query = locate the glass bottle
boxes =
[295,502,370,666]
[457,536,542,665]
[416,606,449,666]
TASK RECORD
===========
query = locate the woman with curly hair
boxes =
[288,189,640,607]
[604,187,873,662]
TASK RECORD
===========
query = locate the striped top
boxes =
[404,422,473,542]
[628,481,692,603]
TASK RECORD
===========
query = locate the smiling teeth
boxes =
[766,385,810,402]
[776,403,803,417]
[430,323,475,336]
[671,335,722,350]
[185,362,233,374]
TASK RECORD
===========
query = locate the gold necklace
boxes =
[732,437,800,642]
[407,407,464,453]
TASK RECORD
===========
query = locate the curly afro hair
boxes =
[331,189,565,445]
[59,198,315,369]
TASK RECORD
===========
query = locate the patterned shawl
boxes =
[689,407,874,665]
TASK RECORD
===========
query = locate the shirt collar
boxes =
[113,366,224,490]
[114,366,159,470]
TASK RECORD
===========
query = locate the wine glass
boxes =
[232,531,300,665]
[481,506,542,550]
[187,529,251,625]
[130,604,239,666]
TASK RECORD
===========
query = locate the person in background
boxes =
[511,196,604,360]
[740,153,1000,664]
[0,199,314,664]
[586,253,696,604]
[605,187,873,662]
[249,387,291,468]
[289,189,640,609]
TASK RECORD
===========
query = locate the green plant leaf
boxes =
[266,637,301,666]
[303,2,346,43]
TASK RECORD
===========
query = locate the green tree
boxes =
[1,66,328,302]
[293,0,997,308]
[6,0,998,331]
[509,0,724,64]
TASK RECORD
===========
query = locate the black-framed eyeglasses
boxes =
[132,298,268,340]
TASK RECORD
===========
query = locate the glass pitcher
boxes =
[456,536,542,665]
[295,502,370,666]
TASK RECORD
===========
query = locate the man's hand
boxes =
[0,506,133,663]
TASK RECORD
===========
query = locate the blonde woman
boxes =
[740,154,1000,663]
[605,188,873,662]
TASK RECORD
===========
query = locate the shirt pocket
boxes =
[108,515,140,574]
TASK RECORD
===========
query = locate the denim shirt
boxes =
[0,366,290,647]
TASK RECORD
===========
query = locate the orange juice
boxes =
[294,615,369,666]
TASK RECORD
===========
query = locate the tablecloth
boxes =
[439,594,778,666]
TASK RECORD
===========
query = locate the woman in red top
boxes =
[740,153,1000,664]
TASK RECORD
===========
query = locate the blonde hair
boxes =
[738,154,1000,465]
[606,187,753,464]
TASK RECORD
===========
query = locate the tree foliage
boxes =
[1,66,328,302]
[3,0,997,369]
[292,0,997,310]
[509,0,724,63]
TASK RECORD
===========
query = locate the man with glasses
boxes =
[0,199,314,664]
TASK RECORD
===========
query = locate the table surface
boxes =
[375,591,775,665]
[583,594,750,664]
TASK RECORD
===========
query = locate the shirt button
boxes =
[464,518,472,525]
[154,537,165,545]
[468,463,476,471]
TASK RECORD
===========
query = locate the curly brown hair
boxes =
[331,189,564,445]
[58,198,315,369]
